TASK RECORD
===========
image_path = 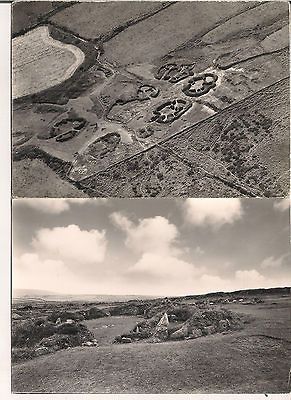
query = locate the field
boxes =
[13,26,85,99]
[12,1,289,197]
[11,289,291,393]
[49,1,169,41]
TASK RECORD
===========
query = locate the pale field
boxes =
[13,26,85,99]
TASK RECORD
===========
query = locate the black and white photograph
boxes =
[1,0,290,398]
[11,198,291,394]
[12,0,289,198]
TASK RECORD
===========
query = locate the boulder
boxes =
[121,337,132,344]
[34,346,50,356]
[169,314,178,322]
[153,313,169,340]
[189,328,203,339]
[170,324,189,340]
[203,325,216,335]
[218,319,230,331]
[11,313,22,320]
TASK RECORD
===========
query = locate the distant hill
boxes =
[12,289,156,303]
[13,287,290,304]
[170,287,291,302]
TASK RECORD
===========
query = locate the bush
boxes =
[47,310,84,323]
[12,319,57,347]
[84,307,108,320]
[39,334,81,350]
[56,323,79,335]
[11,347,36,362]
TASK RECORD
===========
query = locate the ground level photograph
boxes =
[11,197,291,393]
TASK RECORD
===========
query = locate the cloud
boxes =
[110,211,133,232]
[194,246,205,256]
[124,252,206,296]
[13,253,69,292]
[234,269,268,288]
[21,198,108,214]
[128,252,203,280]
[32,224,107,264]
[183,198,243,227]
[261,256,285,269]
[110,213,180,256]
[274,198,290,212]
[260,253,291,273]
[110,213,203,295]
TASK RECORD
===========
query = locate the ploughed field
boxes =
[12,1,289,197]
[13,26,85,99]
[11,293,291,393]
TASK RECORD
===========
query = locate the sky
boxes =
[12,197,290,297]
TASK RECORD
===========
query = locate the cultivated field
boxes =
[13,26,85,99]
[12,1,289,197]
[11,289,291,393]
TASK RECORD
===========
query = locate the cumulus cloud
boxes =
[183,198,243,227]
[274,198,290,212]
[110,213,202,294]
[234,269,268,288]
[128,253,203,280]
[32,224,107,264]
[124,253,206,296]
[194,268,287,296]
[21,198,108,214]
[260,253,291,274]
[261,255,284,269]
[110,213,180,256]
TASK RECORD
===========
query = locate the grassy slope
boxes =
[49,1,165,40]
[12,296,291,393]
[103,1,256,66]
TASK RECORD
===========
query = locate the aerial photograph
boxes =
[12,0,290,198]
[11,198,291,393]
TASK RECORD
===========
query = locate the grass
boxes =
[83,316,143,346]
[103,1,256,66]
[12,158,86,198]
[12,296,291,393]
[49,2,165,41]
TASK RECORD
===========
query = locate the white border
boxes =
[2,0,291,399]
[0,2,11,398]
